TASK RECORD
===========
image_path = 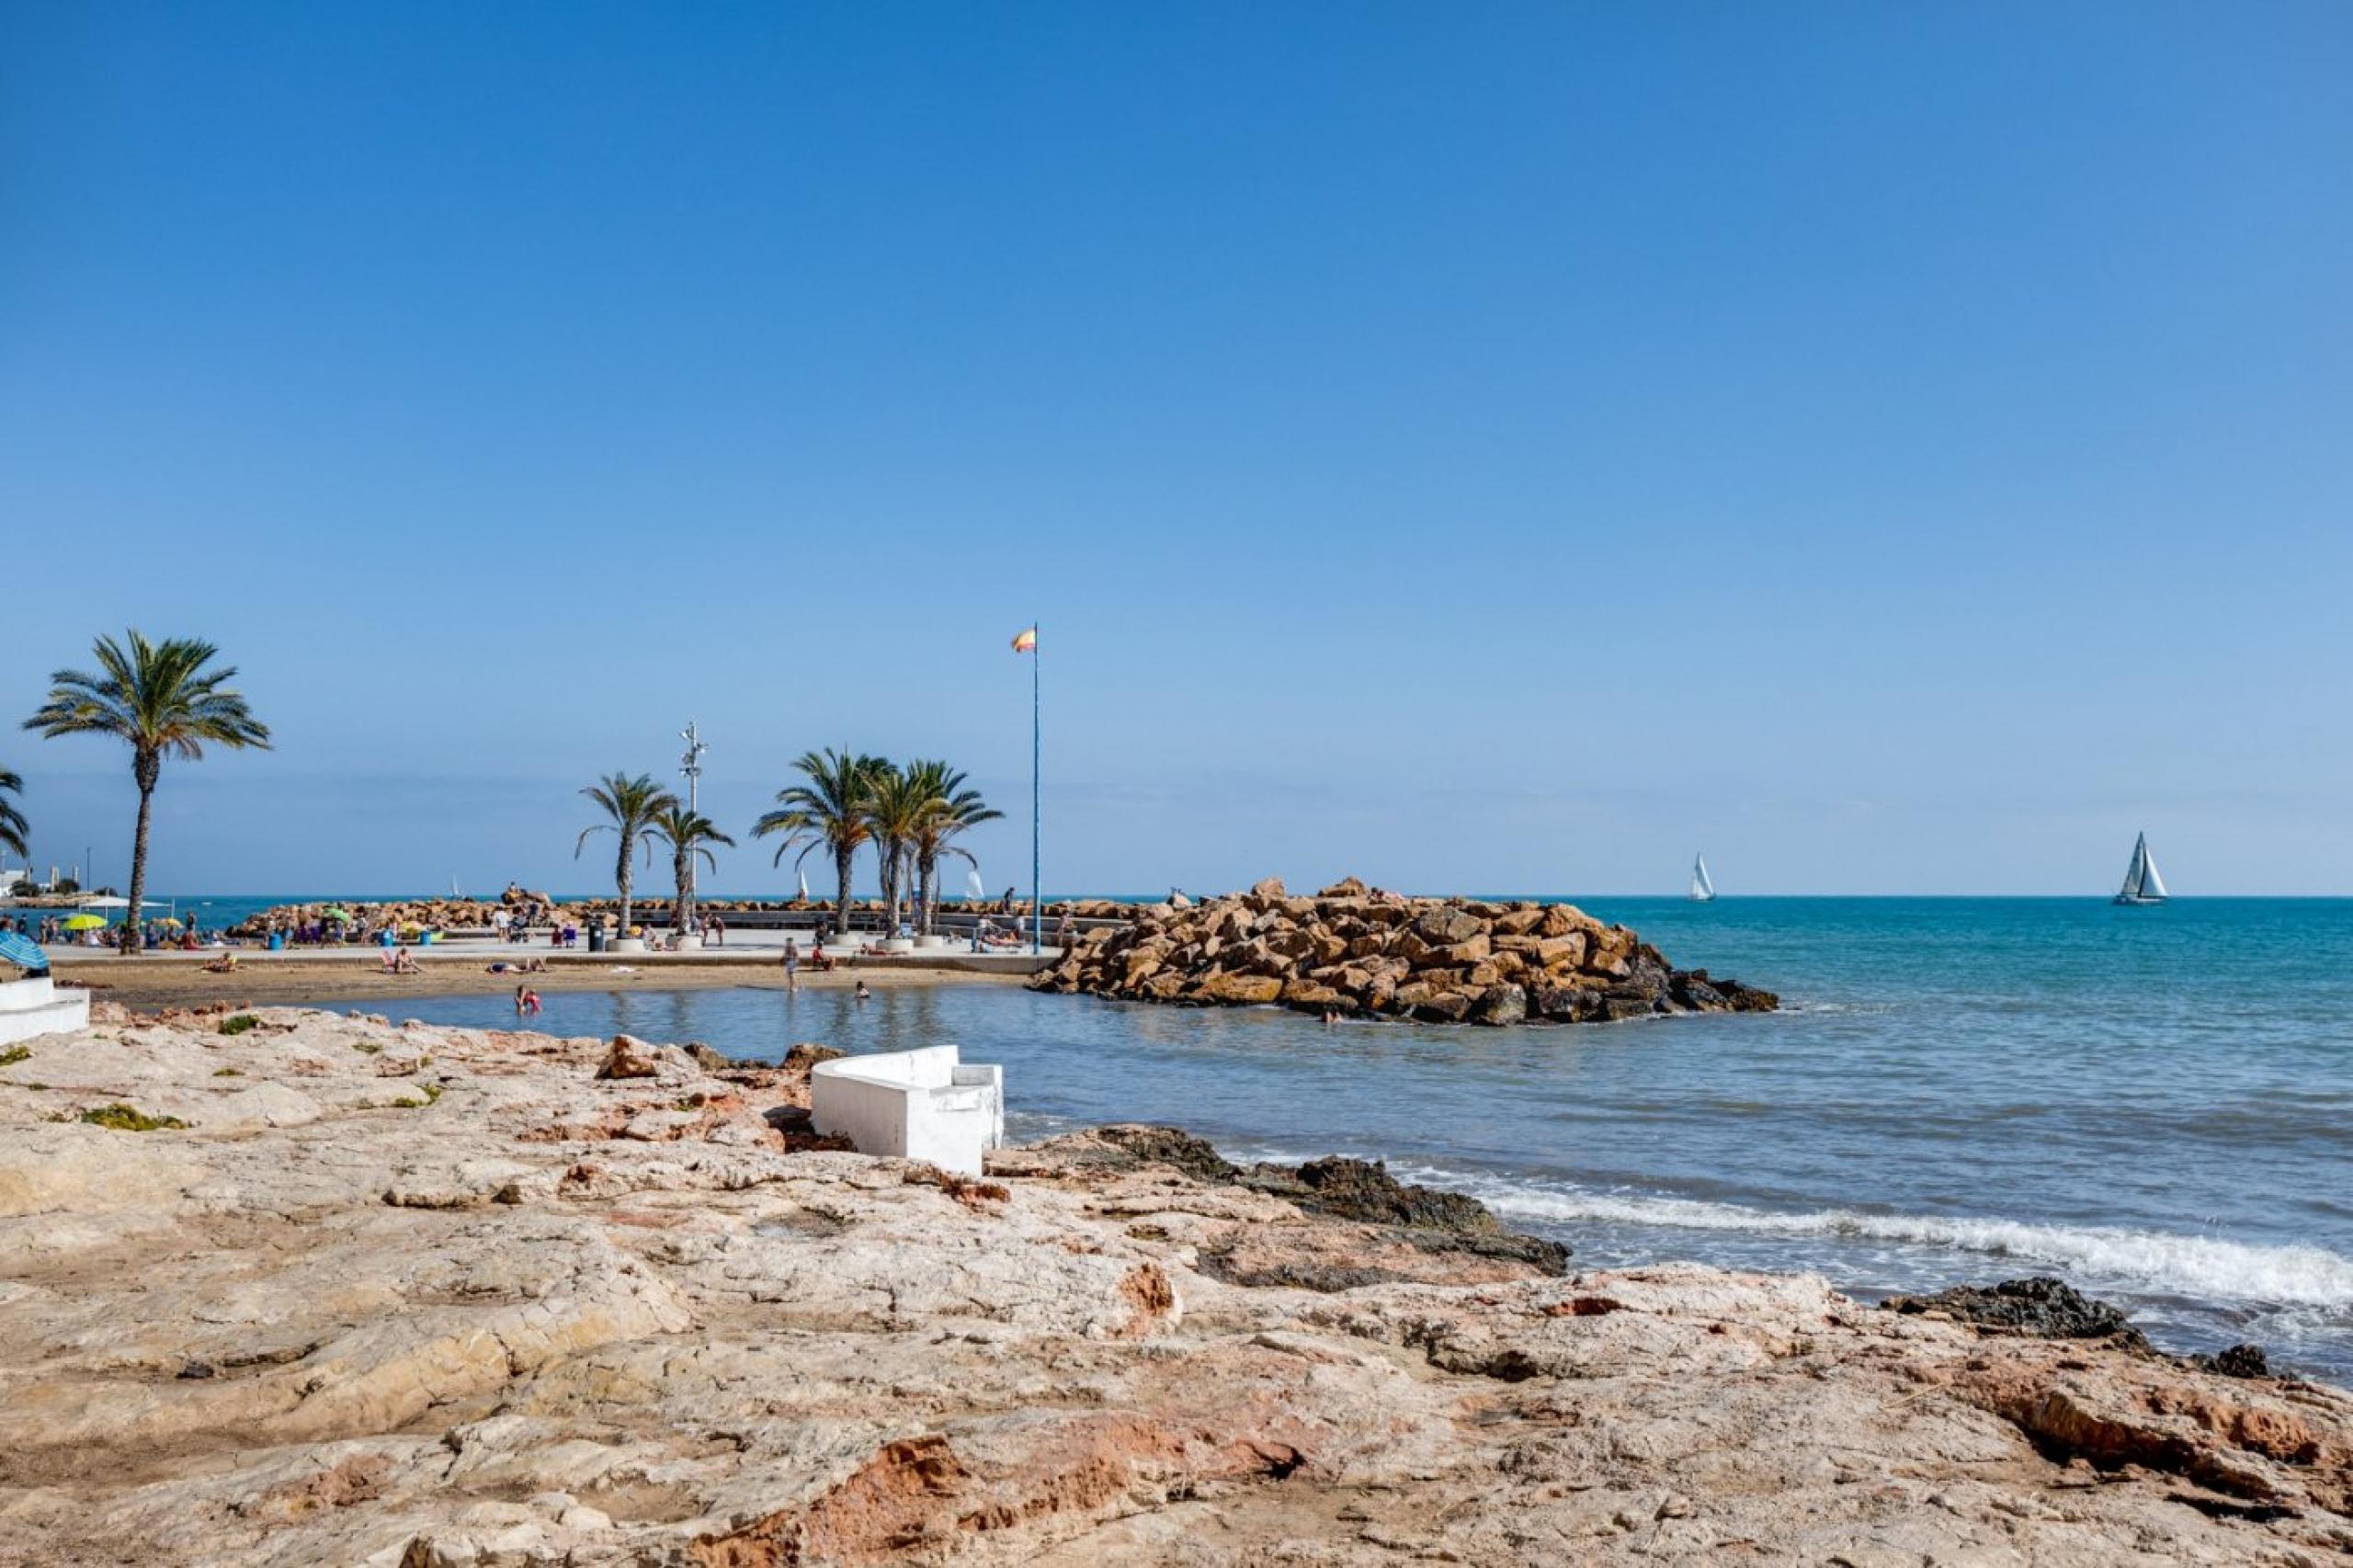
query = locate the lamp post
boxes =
[678,722,707,814]
[678,722,709,934]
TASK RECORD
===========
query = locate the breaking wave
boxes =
[1400,1169,2353,1311]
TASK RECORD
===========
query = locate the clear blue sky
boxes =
[6,2,2349,897]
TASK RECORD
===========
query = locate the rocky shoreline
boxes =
[1,1006,2346,1564]
[1035,876,1778,1024]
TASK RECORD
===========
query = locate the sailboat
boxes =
[2113,832,2168,906]
[1688,853,1716,903]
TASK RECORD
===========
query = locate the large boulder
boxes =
[1472,984,1529,1026]
[1191,973,1283,1006]
[1414,907,1483,946]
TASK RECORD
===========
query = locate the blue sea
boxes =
[300,896,2352,1378]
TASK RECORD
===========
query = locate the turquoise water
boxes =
[318,897,2353,1377]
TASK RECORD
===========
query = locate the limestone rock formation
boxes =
[1033,878,1778,1024]
[0,1007,2344,1565]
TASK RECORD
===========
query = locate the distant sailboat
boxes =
[1688,853,1717,903]
[2113,832,2168,906]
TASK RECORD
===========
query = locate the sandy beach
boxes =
[51,953,1032,1008]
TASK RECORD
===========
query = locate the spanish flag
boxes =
[1010,626,1038,653]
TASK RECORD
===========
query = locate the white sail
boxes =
[2117,833,2166,903]
[1689,854,1716,902]
[966,868,986,900]
[796,869,810,901]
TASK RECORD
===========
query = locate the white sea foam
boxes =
[1398,1169,2353,1310]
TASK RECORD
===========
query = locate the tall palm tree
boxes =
[904,759,1002,936]
[652,801,734,937]
[575,772,677,937]
[24,631,270,952]
[752,747,881,941]
[862,762,934,934]
[0,767,26,866]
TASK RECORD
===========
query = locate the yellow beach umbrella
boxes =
[63,914,107,931]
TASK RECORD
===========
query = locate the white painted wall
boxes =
[0,976,89,1048]
[811,1044,1004,1176]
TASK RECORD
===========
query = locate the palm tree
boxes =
[0,767,26,865]
[653,802,734,937]
[575,772,678,937]
[904,759,1002,936]
[752,747,881,941]
[24,631,270,952]
[862,762,936,934]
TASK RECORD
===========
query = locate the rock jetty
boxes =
[0,1006,2346,1564]
[1034,875,1777,1024]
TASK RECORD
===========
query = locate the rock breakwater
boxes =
[1034,876,1777,1024]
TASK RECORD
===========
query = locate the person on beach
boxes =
[781,937,799,993]
[514,984,540,1015]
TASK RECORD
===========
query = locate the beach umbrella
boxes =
[322,905,353,922]
[63,914,107,931]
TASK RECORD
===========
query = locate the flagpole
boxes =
[1030,620,1042,954]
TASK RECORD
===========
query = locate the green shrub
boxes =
[390,1083,444,1109]
[79,1104,189,1132]
[212,1067,242,1077]
[218,1015,260,1037]
[0,1045,30,1068]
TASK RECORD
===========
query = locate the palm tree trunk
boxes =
[675,846,694,935]
[833,845,856,943]
[617,846,633,937]
[125,757,157,957]
[918,853,937,936]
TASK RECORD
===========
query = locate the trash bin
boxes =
[588,925,605,953]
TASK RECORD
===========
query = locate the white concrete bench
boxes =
[809,1044,1004,1176]
[0,975,91,1048]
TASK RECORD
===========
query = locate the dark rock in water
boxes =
[1473,983,1529,1026]
[1531,983,1601,1022]
[1414,991,1475,1024]
[1246,1156,1501,1234]
[1670,971,1726,1009]
[1882,1277,2150,1350]
[2190,1343,2270,1380]
[1082,1132,1571,1278]
[1092,1124,1239,1184]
